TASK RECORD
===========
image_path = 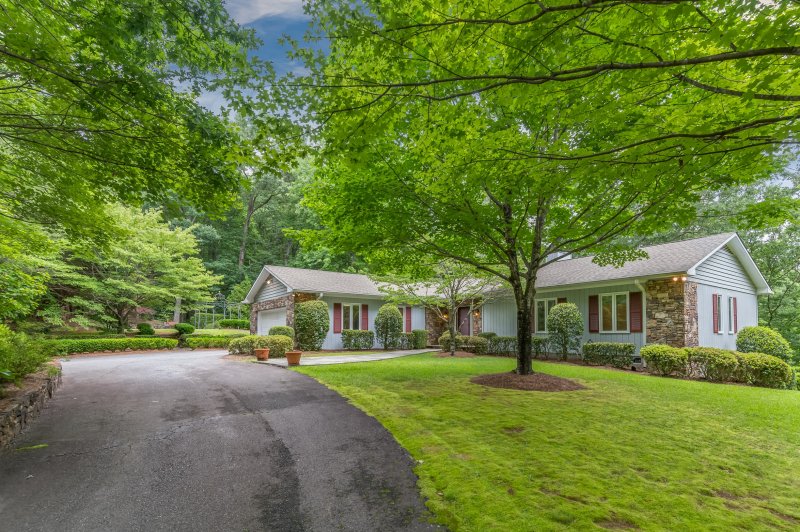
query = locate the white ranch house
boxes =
[243,233,770,352]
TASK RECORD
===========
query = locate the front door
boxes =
[457,307,471,336]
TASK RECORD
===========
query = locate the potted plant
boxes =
[285,350,302,366]
[255,348,270,361]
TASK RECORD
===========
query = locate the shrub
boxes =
[438,332,487,354]
[736,326,793,362]
[582,342,635,368]
[641,344,688,376]
[46,333,127,340]
[342,329,375,350]
[375,304,403,349]
[0,326,51,383]
[174,323,195,335]
[218,318,250,330]
[186,337,232,349]
[269,325,295,340]
[735,352,794,389]
[136,323,155,335]
[478,332,497,339]
[184,331,248,339]
[294,301,329,351]
[487,336,517,356]
[532,336,549,359]
[260,335,294,358]
[228,335,269,357]
[43,337,179,355]
[412,329,428,349]
[439,330,458,352]
[546,303,583,359]
[399,332,415,350]
[686,347,739,382]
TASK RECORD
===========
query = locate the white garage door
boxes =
[257,309,287,335]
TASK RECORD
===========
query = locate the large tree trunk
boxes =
[449,318,457,356]
[238,195,256,268]
[515,297,534,374]
[173,297,182,323]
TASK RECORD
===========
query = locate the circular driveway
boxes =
[0,350,437,531]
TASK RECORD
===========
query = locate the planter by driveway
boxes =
[0,349,438,531]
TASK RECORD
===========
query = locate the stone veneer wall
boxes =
[1,366,61,448]
[249,292,319,334]
[645,279,699,348]
[425,308,447,346]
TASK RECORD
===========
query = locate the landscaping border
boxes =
[0,363,62,448]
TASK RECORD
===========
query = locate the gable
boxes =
[254,275,288,302]
[691,245,755,294]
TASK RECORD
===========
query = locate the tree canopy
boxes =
[294,0,800,373]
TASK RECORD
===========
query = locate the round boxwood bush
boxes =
[546,303,583,359]
[641,344,688,377]
[137,323,155,336]
[174,323,195,335]
[269,325,295,341]
[734,351,793,389]
[736,326,793,362]
[294,301,329,351]
[228,335,268,356]
[260,335,294,358]
[375,304,403,349]
[686,347,739,382]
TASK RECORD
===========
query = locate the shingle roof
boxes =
[266,265,384,296]
[536,233,736,288]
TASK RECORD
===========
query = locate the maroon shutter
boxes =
[333,303,342,333]
[629,292,643,333]
[361,304,369,330]
[557,297,567,304]
[588,295,599,333]
[405,307,412,333]
[733,298,738,333]
[712,294,719,334]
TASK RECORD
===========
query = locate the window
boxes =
[535,298,557,333]
[727,297,734,334]
[714,293,723,334]
[600,292,628,333]
[342,303,360,330]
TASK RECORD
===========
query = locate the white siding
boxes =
[691,247,756,294]
[696,284,758,350]
[481,283,646,351]
[255,275,288,302]
[318,297,425,350]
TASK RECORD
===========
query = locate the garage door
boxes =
[257,309,287,335]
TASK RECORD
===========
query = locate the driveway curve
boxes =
[0,350,437,531]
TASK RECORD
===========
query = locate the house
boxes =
[243,266,426,350]
[243,233,770,351]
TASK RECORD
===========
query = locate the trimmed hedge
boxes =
[174,323,195,335]
[582,342,635,368]
[412,329,428,349]
[736,326,793,362]
[686,347,739,382]
[260,335,294,358]
[45,333,127,340]
[228,335,268,357]
[218,318,250,330]
[641,344,688,377]
[735,352,794,389]
[375,304,403,349]
[532,336,549,359]
[438,332,488,354]
[186,337,232,349]
[487,336,517,356]
[295,301,329,351]
[269,326,295,340]
[43,337,179,355]
[342,329,375,350]
[399,332,415,350]
[184,331,248,339]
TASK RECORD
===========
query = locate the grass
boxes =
[301,350,385,357]
[295,354,800,531]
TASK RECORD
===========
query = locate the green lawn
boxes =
[301,350,384,357]
[295,354,800,531]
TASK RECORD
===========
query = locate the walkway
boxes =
[261,349,433,367]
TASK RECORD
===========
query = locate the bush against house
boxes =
[640,345,688,377]
[582,343,635,369]
[342,330,375,350]
[268,326,295,340]
[736,326,794,362]
[375,304,403,349]
[294,300,329,350]
[546,303,583,359]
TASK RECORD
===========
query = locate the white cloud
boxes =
[226,0,307,24]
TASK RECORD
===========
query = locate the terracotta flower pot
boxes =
[255,348,270,361]
[285,350,302,366]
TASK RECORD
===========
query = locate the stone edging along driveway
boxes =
[0,363,62,448]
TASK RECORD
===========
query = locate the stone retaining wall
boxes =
[0,365,62,448]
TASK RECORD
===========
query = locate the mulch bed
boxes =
[471,372,586,392]
[435,351,476,358]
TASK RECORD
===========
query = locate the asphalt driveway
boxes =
[0,350,437,531]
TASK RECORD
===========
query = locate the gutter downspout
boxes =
[634,279,647,359]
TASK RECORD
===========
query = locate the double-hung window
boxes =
[600,292,628,333]
[342,303,361,330]
[535,298,557,333]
